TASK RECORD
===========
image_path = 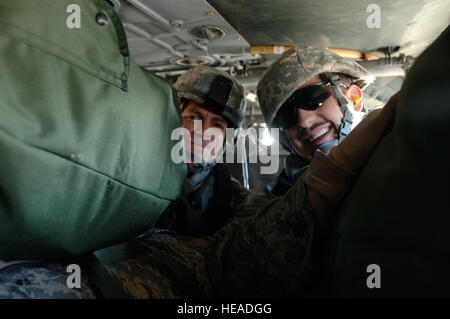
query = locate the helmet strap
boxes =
[325,73,353,143]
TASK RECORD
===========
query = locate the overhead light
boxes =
[351,111,365,129]
[246,92,257,102]
[365,75,376,85]
[261,127,273,146]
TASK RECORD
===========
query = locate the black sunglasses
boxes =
[272,81,332,129]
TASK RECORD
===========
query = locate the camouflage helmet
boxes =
[174,65,247,128]
[257,47,368,126]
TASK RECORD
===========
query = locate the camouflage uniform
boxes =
[88,229,212,298]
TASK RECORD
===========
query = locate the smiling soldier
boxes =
[256,47,368,195]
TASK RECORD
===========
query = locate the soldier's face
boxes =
[181,100,228,163]
[284,75,361,158]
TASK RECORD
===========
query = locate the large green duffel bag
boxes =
[0,0,186,259]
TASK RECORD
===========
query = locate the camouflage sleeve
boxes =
[204,173,317,297]
[87,229,213,299]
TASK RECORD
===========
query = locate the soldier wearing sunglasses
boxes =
[256,47,369,195]
[82,47,398,298]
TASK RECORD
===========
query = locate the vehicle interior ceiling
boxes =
[110,0,450,188]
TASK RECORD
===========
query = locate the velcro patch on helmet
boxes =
[204,75,233,115]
